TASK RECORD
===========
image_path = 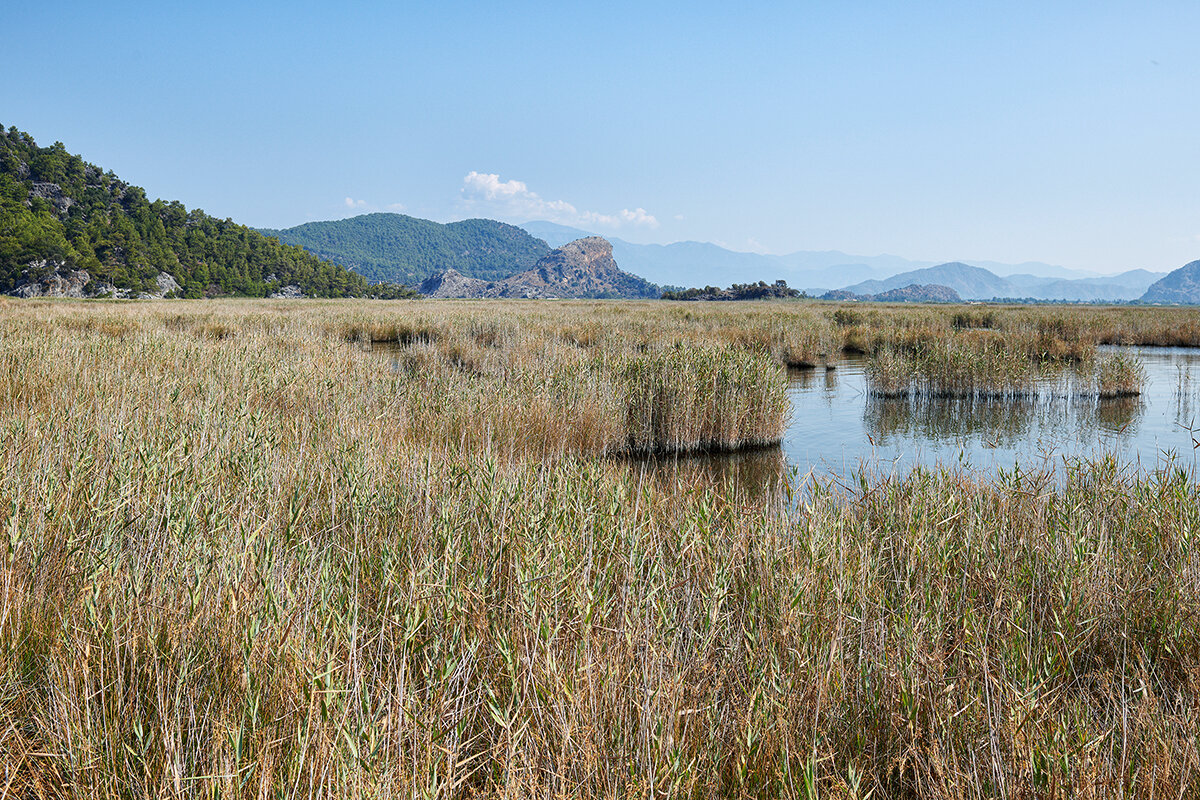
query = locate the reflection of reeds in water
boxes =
[1090,395,1143,434]
[628,445,788,502]
[865,392,1147,447]
[787,364,840,393]
[1175,364,1196,424]
[865,395,1042,445]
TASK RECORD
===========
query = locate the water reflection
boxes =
[627,446,787,500]
[864,396,1041,446]
[366,339,1200,487]
[861,393,1147,448]
[790,365,840,393]
[779,346,1200,483]
[1090,396,1144,435]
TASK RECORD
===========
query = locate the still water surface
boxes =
[780,346,1200,482]
[372,341,1200,485]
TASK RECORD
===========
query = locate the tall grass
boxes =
[1096,352,1148,397]
[865,338,1043,399]
[1,298,1199,797]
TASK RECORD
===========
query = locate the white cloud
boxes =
[460,171,658,230]
[340,198,406,215]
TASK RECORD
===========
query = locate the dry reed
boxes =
[0,298,1198,798]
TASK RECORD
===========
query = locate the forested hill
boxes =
[259,214,552,285]
[0,126,375,298]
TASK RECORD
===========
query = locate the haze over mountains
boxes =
[257,213,1186,303]
[839,264,1164,302]
[520,221,1165,302]
[1142,261,1200,304]
[3,123,1194,303]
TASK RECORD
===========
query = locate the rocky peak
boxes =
[417,268,491,299]
[533,237,620,283]
[414,237,658,300]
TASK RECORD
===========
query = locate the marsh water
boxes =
[776,346,1200,483]
[370,342,1200,486]
[635,346,1200,491]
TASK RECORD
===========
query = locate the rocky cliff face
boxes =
[417,237,659,299]
[1141,260,1200,304]
[416,268,491,299]
[10,263,94,298]
[9,264,182,299]
[519,237,633,296]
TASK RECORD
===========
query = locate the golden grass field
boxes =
[2,298,1199,798]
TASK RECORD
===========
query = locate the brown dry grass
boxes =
[0,298,1198,798]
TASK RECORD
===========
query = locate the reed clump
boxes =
[1096,352,1148,397]
[620,345,787,453]
[866,338,1042,398]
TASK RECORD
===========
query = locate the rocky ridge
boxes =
[9,263,182,299]
[1141,260,1200,304]
[417,237,659,299]
[822,283,962,303]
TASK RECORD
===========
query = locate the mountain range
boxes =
[3,123,1193,304]
[838,263,1164,302]
[253,212,1189,303]
[260,214,550,285]
[519,221,1165,302]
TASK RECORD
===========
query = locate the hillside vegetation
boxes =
[0,126,382,298]
[261,213,552,284]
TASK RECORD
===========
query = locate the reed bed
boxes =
[1096,352,1149,398]
[865,338,1045,399]
[1,298,1200,798]
[862,331,1151,400]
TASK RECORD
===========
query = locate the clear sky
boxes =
[4,1,1198,272]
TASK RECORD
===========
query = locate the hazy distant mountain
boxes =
[839,263,1165,302]
[1141,260,1200,304]
[1006,269,1165,301]
[521,221,798,288]
[519,220,1108,293]
[521,222,911,288]
[968,260,1100,279]
[262,213,551,284]
[843,263,1014,300]
[521,221,601,248]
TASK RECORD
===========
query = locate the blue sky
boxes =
[4,1,1199,272]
